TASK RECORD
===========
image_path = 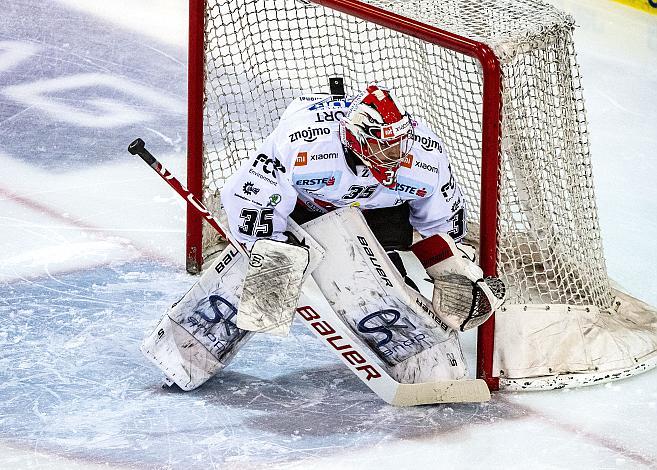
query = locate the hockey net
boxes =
[187,0,657,390]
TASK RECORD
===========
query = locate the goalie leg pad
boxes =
[141,314,237,391]
[301,207,468,383]
[141,245,252,390]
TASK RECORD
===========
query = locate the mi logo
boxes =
[400,154,413,168]
[295,152,308,166]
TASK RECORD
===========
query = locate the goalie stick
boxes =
[127,138,491,405]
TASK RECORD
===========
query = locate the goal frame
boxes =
[186,0,504,390]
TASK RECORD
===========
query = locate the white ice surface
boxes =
[0,0,656,469]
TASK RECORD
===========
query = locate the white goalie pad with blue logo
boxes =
[141,219,325,391]
[141,245,252,391]
[302,207,469,383]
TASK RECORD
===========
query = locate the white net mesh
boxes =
[199,0,614,309]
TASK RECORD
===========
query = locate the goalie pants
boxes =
[291,202,418,290]
[291,201,413,251]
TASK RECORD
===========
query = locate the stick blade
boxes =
[391,379,491,406]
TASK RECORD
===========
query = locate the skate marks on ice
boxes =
[0,1,185,171]
[0,261,523,469]
[1,261,655,467]
[0,261,189,468]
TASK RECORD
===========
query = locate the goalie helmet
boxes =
[339,85,414,188]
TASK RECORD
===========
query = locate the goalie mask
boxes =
[339,85,414,188]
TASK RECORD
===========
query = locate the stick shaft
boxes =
[128,138,244,256]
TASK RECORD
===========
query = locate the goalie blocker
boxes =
[236,234,311,336]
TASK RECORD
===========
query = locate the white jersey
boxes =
[221,94,466,248]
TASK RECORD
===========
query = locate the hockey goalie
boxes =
[140,84,506,405]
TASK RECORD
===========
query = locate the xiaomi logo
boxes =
[400,154,413,168]
[295,152,308,166]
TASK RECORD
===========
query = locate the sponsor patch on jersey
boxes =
[414,159,440,174]
[295,152,308,166]
[252,153,286,178]
[385,176,433,198]
[440,169,457,201]
[400,154,413,168]
[309,97,351,123]
[357,166,370,177]
[248,168,276,186]
[307,96,352,111]
[242,181,260,195]
[294,150,338,166]
[299,96,323,102]
[310,152,339,161]
[411,133,443,153]
[234,193,262,206]
[289,127,332,143]
[267,194,281,207]
[315,110,346,123]
[293,171,342,190]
